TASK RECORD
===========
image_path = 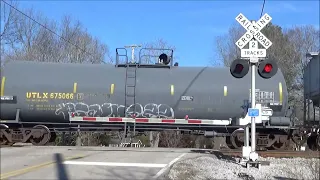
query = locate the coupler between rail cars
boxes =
[0,109,55,146]
[304,127,320,151]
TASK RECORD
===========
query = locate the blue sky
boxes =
[10,0,320,66]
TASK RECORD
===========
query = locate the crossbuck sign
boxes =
[235,13,273,58]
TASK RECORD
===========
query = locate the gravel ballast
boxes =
[167,155,320,180]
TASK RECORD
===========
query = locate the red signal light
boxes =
[235,64,244,72]
[263,64,273,73]
[230,59,249,78]
[258,60,278,79]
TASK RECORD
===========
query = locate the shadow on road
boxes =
[273,176,298,180]
[190,149,239,165]
[54,153,70,180]
[190,149,212,154]
[238,172,255,180]
[210,151,240,165]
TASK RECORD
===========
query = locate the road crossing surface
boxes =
[0,146,196,180]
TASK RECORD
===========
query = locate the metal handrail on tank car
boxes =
[138,48,174,66]
[115,48,128,66]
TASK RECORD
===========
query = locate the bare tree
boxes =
[47,15,111,64]
[0,0,19,43]
[1,0,22,65]
[31,17,59,62]
[1,3,112,64]
[214,23,245,66]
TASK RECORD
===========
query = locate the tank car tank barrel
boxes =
[0,60,288,124]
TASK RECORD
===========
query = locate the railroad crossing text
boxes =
[240,49,266,58]
[235,13,273,49]
[236,13,271,32]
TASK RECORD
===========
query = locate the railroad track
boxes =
[219,150,320,158]
[1,144,319,159]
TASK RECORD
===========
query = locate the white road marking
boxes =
[153,153,186,179]
[63,161,167,168]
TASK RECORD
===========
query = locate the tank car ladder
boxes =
[124,63,138,117]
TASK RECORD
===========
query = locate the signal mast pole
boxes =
[124,44,142,63]
[250,58,257,153]
[249,21,258,155]
[247,21,260,162]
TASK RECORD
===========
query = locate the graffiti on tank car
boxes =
[127,103,175,118]
[55,102,125,119]
[55,102,174,119]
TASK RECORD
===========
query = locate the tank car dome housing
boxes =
[158,53,170,65]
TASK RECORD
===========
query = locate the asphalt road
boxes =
[0,146,197,180]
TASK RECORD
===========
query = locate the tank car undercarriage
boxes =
[0,124,56,146]
[224,128,320,151]
[1,109,319,149]
[1,121,320,151]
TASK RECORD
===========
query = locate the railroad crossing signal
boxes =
[230,12,277,79]
[232,12,277,163]
[235,13,273,50]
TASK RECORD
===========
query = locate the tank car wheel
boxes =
[0,136,8,146]
[270,141,286,150]
[229,129,244,149]
[291,129,306,145]
[30,125,51,146]
[291,130,307,147]
[0,124,9,146]
[226,136,234,149]
[268,134,286,150]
